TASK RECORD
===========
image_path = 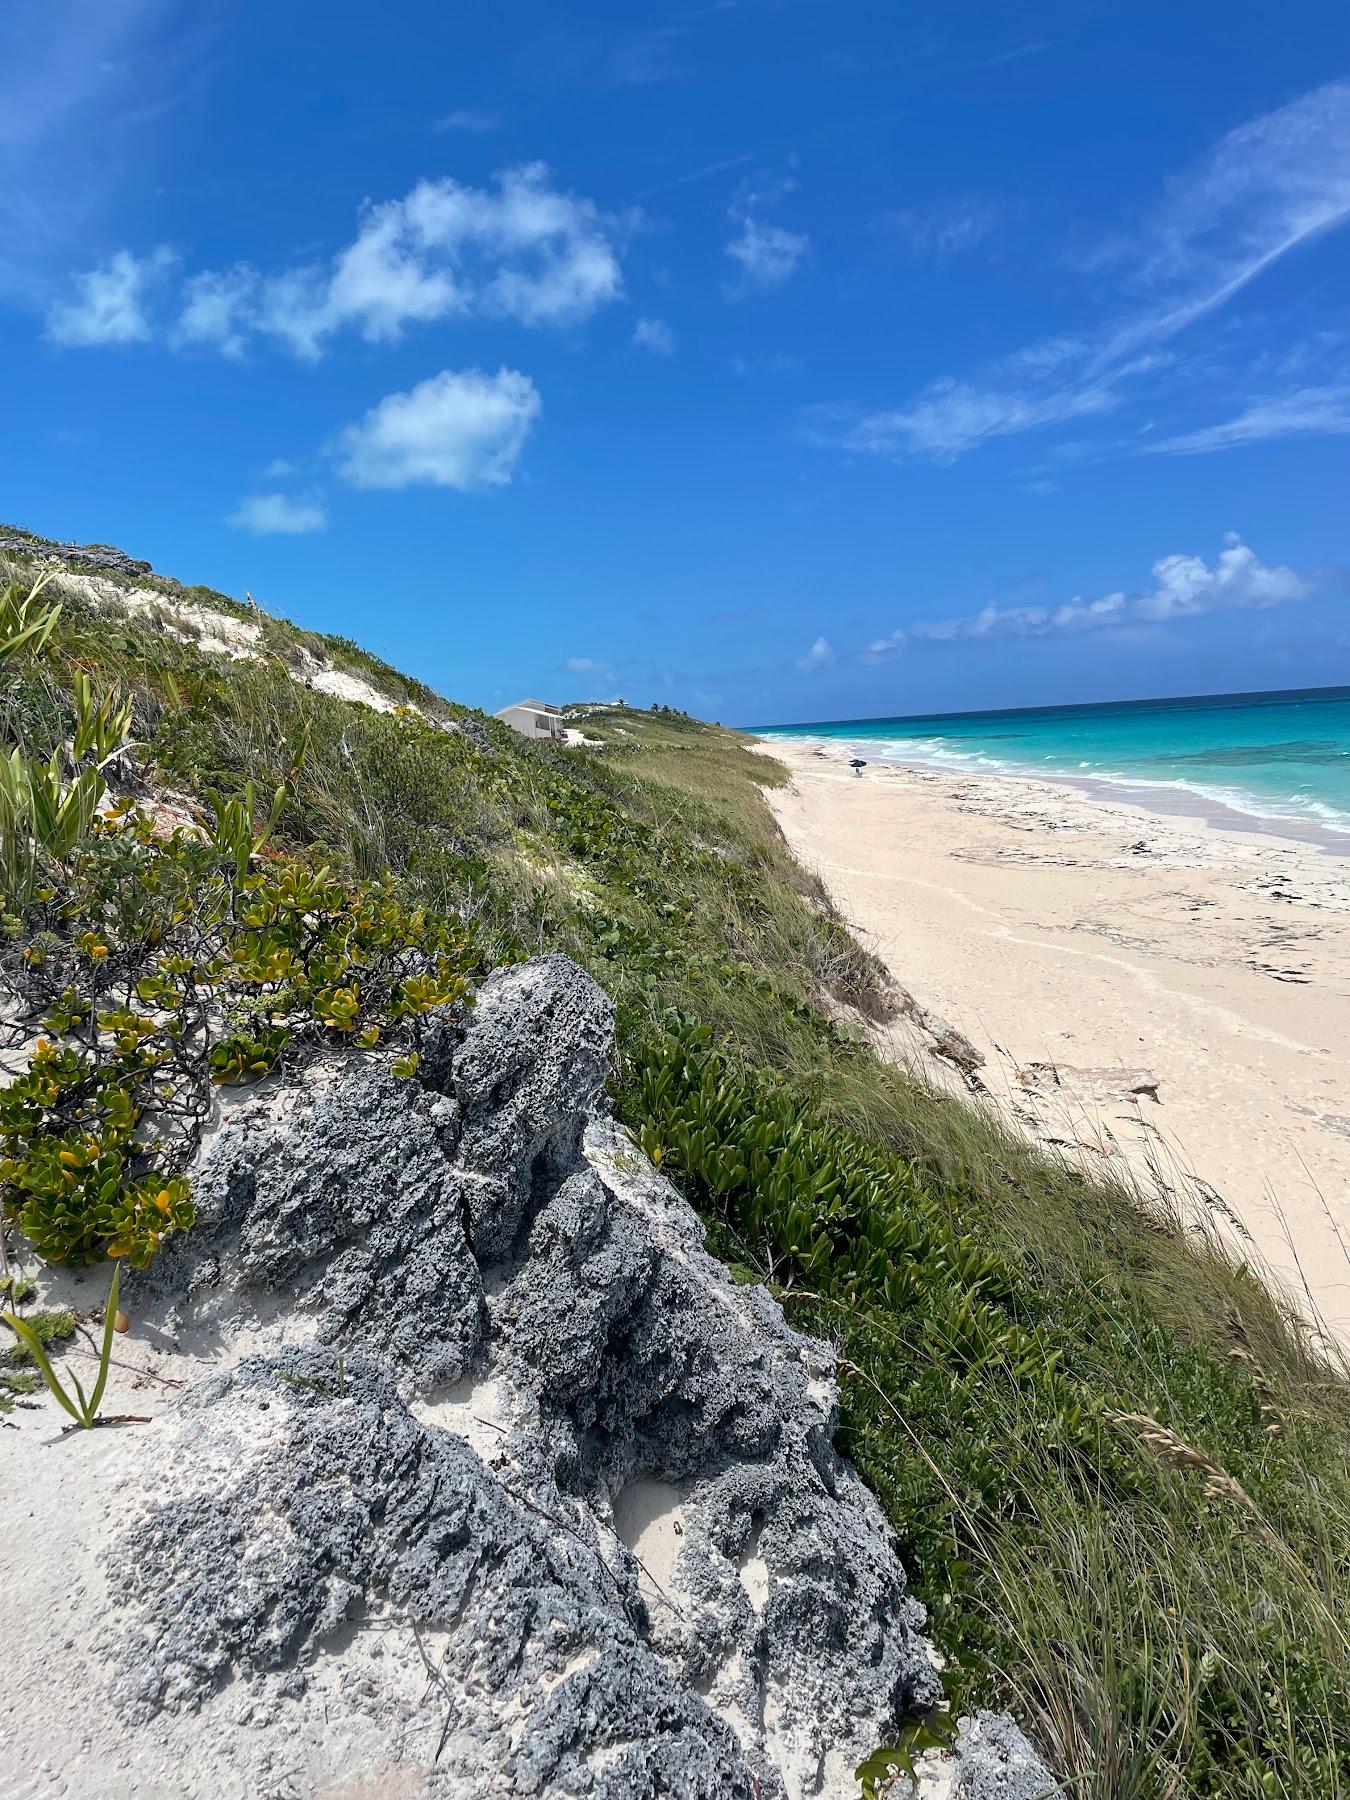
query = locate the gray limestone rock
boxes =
[0,535,152,576]
[89,954,1040,1798]
[948,1712,1061,1799]
[129,1052,486,1388]
[106,1349,757,1798]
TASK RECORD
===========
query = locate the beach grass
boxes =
[3,542,1349,1796]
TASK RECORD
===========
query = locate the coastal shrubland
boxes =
[1,532,1348,1797]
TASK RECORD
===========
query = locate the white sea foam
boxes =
[760,730,1350,842]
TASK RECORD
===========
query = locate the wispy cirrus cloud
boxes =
[807,368,1123,462]
[875,201,997,262]
[812,80,1350,463]
[861,628,906,664]
[637,151,754,200]
[0,0,194,293]
[49,164,626,360]
[985,40,1050,67]
[725,183,810,296]
[910,536,1308,643]
[606,26,685,87]
[1145,385,1350,455]
[433,107,501,133]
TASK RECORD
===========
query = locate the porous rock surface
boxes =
[5,954,1058,1799]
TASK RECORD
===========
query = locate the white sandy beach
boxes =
[758,738,1350,1344]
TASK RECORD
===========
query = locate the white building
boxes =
[495,699,567,742]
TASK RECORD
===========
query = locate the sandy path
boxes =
[758,740,1350,1344]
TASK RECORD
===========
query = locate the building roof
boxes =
[496,698,561,715]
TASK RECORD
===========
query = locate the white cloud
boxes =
[814,375,1120,463]
[815,80,1350,462]
[55,165,624,361]
[731,351,803,377]
[0,1,197,299]
[260,164,622,358]
[878,203,996,261]
[172,264,257,357]
[861,628,907,664]
[263,457,297,479]
[914,536,1308,641]
[1100,80,1350,359]
[725,194,809,294]
[335,367,540,491]
[796,635,835,671]
[1135,535,1308,620]
[433,108,501,133]
[986,40,1051,66]
[566,655,608,672]
[1146,385,1350,454]
[226,492,327,535]
[46,246,173,346]
[632,316,675,354]
[607,27,685,87]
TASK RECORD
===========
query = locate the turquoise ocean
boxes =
[754,686,1350,848]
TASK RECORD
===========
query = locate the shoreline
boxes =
[755,731,1350,859]
[756,736,1350,1343]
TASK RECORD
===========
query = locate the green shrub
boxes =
[0,811,480,1267]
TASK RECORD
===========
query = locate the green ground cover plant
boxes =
[2,533,1348,1795]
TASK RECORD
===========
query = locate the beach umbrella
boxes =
[849,758,867,776]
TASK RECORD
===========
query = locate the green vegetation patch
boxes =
[2,543,1348,1794]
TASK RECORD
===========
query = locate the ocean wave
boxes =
[763,730,1350,838]
[1064,769,1350,837]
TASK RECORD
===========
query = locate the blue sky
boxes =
[2,0,1349,725]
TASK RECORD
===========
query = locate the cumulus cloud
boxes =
[273,164,623,357]
[796,635,835,670]
[54,165,624,361]
[632,316,675,354]
[914,535,1308,642]
[46,246,174,346]
[335,367,541,491]
[226,492,327,535]
[173,265,257,357]
[1135,536,1308,619]
[812,80,1350,462]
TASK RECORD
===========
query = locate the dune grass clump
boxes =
[623,1020,1350,1797]
[2,1262,121,1429]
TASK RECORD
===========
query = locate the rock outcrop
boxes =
[0,535,152,577]
[1,955,1058,1799]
